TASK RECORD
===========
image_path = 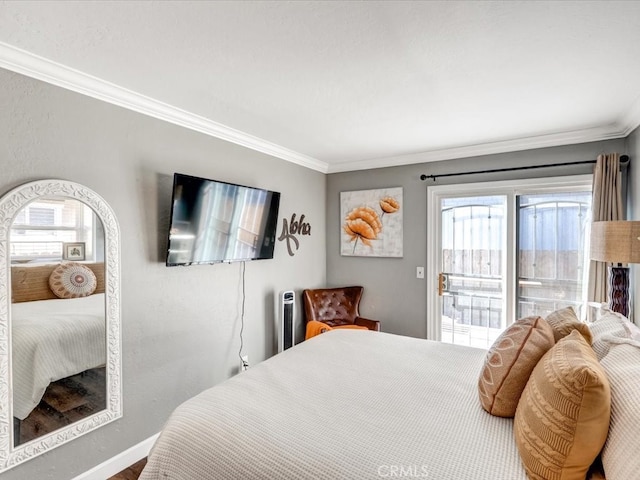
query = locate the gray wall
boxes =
[327,139,629,338]
[0,67,326,479]
[626,126,640,324]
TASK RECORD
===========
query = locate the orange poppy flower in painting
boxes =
[380,196,400,214]
[343,206,382,252]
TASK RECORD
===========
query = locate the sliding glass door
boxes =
[517,192,592,318]
[427,176,592,348]
[439,195,506,348]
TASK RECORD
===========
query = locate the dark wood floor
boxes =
[16,367,106,445]
[108,458,147,480]
[16,368,147,479]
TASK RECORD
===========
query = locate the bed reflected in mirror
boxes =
[10,197,107,446]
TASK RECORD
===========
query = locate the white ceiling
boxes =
[1,0,640,173]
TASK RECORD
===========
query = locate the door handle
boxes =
[438,273,448,296]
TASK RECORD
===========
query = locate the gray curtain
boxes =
[587,153,624,304]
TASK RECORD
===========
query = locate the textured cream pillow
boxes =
[478,316,555,417]
[600,341,640,480]
[49,262,97,299]
[514,330,611,480]
[545,306,593,344]
[589,310,638,360]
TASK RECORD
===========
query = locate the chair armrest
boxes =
[355,317,381,331]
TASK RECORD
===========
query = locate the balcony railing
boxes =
[442,273,584,348]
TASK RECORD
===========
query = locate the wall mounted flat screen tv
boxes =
[166,173,281,266]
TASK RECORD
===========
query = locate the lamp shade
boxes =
[590,221,640,264]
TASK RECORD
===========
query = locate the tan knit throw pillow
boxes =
[478,316,555,417]
[545,306,593,344]
[514,330,611,480]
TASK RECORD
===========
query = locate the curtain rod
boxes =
[419,155,630,182]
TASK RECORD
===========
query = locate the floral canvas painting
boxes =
[340,187,403,257]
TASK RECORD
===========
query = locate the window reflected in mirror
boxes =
[10,198,103,264]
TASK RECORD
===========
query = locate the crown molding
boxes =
[0,42,329,174]
[327,124,630,173]
[1,42,639,176]
[619,92,640,138]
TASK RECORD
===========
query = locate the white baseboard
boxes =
[72,433,160,480]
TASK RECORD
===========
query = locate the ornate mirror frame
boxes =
[0,179,121,472]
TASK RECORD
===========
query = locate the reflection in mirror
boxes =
[10,198,106,446]
[0,180,121,472]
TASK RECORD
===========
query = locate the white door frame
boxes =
[426,175,592,341]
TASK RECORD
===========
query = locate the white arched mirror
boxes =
[0,180,121,472]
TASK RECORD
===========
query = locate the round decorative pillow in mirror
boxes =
[0,180,121,472]
[49,262,98,299]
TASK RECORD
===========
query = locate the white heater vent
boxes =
[278,290,295,352]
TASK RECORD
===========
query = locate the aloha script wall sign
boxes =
[278,213,311,256]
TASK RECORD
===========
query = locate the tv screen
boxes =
[166,173,281,266]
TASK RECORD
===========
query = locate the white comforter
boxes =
[11,294,105,420]
[141,329,527,480]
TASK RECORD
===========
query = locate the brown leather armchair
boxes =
[302,286,381,331]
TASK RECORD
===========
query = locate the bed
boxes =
[141,329,528,479]
[141,307,640,480]
[11,293,106,420]
[10,262,107,421]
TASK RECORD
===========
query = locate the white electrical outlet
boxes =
[241,355,250,371]
[416,266,425,279]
